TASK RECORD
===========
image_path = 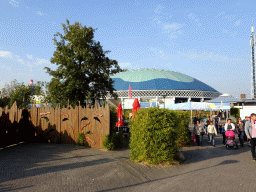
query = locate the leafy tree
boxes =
[0,97,10,108]
[1,79,21,98]
[9,84,32,109]
[44,20,125,108]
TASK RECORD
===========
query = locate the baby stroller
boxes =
[225,130,238,149]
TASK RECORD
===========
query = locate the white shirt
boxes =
[224,123,235,131]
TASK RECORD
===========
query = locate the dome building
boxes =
[106,68,221,109]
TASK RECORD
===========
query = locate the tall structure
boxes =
[251,25,256,99]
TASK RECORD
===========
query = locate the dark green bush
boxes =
[175,110,191,147]
[230,107,240,118]
[123,109,132,120]
[129,108,190,165]
[102,131,125,150]
[102,107,125,150]
[76,132,85,146]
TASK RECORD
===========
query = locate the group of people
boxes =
[193,113,256,161]
[193,115,218,147]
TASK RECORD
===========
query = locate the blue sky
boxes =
[0,0,255,99]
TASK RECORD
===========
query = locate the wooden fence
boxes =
[0,101,110,149]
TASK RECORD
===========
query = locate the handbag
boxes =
[192,135,196,144]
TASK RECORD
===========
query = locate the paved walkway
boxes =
[0,135,255,192]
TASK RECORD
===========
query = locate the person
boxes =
[222,124,226,144]
[224,119,235,131]
[193,120,206,146]
[243,116,248,141]
[243,116,248,125]
[245,116,252,146]
[218,124,222,135]
[236,117,245,147]
[215,115,219,133]
[193,114,199,125]
[207,121,217,147]
[224,111,227,119]
[245,113,256,161]
[206,117,211,142]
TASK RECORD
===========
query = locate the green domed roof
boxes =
[111,68,194,83]
[110,68,218,92]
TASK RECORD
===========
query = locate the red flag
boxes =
[129,85,132,99]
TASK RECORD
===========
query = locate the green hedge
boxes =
[102,107,125,150]
[230,107,240,118]
[129,108,190,165]
[76,132,85,146]
[175,111,191,147]
[124,109,132,120]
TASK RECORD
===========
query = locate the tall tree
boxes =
[1,79,21,98]
[9,84,32,109]
[44,20,124,107]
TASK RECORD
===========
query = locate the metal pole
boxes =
[251,25,256,99]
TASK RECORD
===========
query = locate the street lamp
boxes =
[162,94,167,109]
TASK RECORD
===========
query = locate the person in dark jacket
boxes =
[193,114,199,125]
[236,117,245,147]
[221,124,226,144]
[193,120,206,146]
[245,113,256,161]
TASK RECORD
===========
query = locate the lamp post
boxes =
[162,94,167,109]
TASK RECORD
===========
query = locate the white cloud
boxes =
[34,58,50,66]
[154,5,163,14]
[26,54,33,59]
[16,58,24,64]
[119,62,132,68]
[180,50,242,62]
[0,51,12,58]
[164,22,183,32]
[9,0,19,7]
[234,20,241,27]
[36,11,46,16]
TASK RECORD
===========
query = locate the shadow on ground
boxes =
[0,143,115,191]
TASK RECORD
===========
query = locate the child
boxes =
[207,121,217,147]
[222,124,226,145]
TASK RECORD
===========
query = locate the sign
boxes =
[124,99,136,109]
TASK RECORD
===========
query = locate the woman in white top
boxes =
[224,119,235,131]
[207,121,217,147]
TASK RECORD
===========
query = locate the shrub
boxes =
[76,132,85,146]
[129,108,190,165]
[102,131,125,150]
[102,107,125,150]
[230,107,240,118]
[175,110,191,148]
[123,109,132,120]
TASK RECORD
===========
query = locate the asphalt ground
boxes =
[0,134,255,192]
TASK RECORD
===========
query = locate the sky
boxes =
[1,0,256,99]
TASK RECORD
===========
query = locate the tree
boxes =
[1,79,21,98]
[9,84,32,109]
[44,20,125,107]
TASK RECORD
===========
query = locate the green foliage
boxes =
[175,111,191,147]
[1,79,20,98]
[102,134,114,150]
[102,131,125,150]
[35,85,43,95]
[76,132,85,146]
[102,107,125,150]
[110,107,118,133]
[129,108,190,165]
[0,97,10,108]
[230,107,240,118]
[123,109,132,120]
[44,19,126,108]
[9,84,32,109]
